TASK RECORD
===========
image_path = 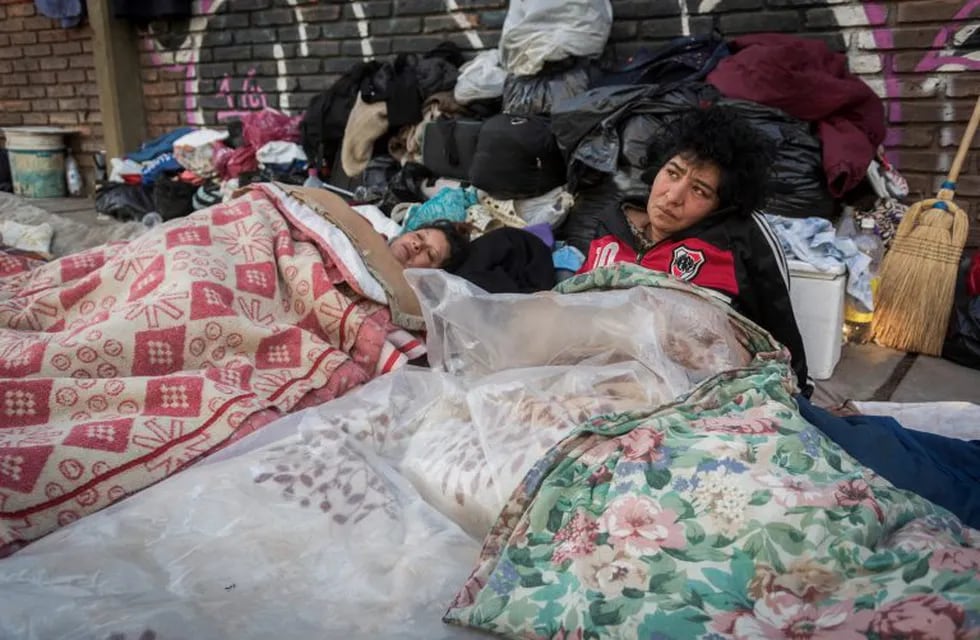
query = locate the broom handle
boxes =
[946,96,980,185]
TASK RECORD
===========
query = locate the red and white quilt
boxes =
[0,187,423,555]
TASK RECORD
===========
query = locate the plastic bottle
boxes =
[837,205,857,239]
[843,217,885,344]
[92,151,107,183]
[65,152,83,196]
[303,167,327,189]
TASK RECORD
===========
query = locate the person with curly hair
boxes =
[578,105,810,393]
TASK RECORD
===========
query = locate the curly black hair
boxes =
[645,105,775,216]
[415,219,472,271]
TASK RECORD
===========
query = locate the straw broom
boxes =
[872,96,980,355]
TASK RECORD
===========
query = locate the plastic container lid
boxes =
[788,259,846,278]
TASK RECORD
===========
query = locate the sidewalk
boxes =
[813,343,980,406]
[0,193,143,257]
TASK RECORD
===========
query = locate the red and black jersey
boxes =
[580,211,810,392]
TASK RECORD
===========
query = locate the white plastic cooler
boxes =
[787,259,846,380]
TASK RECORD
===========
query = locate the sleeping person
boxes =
[0,183,465,554]
[388,220,471,271]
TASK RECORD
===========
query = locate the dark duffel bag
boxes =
[420,118,483,181]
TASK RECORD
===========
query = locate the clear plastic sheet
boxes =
[407,269,751,388]
[453,49,507,104]
[0,271,759,640]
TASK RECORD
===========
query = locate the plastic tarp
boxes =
[453,49,508,104]
[498,0,612,77]
[0,270,755,640]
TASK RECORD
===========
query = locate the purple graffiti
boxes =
[862,3,902,149]
[216,69,269,122]
[863,1,980,162]
[918,0,980,72]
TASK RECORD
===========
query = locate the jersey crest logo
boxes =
[670,245,706,281]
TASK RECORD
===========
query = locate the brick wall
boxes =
[28,0,972,245]
[0,0,101,187]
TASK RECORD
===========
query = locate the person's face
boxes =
[389,228,450,269]
[647,155,722,239]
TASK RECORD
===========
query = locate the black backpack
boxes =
[300,61,381,171]
[420,118,483,181]
[594,32,730,88]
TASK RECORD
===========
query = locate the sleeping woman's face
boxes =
[389,228,451,269]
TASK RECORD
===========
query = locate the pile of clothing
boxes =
[292,1,906,295]
[96,109,307,225]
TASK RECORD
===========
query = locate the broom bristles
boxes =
[872,198,969,356]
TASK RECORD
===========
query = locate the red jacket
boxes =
[581,235,741,300]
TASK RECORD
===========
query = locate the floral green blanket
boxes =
[445,265,980,640]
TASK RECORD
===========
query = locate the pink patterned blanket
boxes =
[0,188,423,555]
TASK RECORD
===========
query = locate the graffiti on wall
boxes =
[215,69,269,121]
[859,1,980,178]
[144,0,980,179]
[145,0,310,124]
[145,0,484,126]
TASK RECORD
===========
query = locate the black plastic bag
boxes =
[94,182,154,222]
[502,59,593,116]
[354,155,401,203]
[720,98,835,219]
[550,82,834,217]
[592,32,730,88]
[153,175,197,221]
[943,250,980,370]
[551,83,716,189]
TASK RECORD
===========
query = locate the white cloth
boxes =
[0,219,52,255]
[853,401,980,441]
[256,140,307,168]
[766,214,874,310]
[173,128,229,177]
